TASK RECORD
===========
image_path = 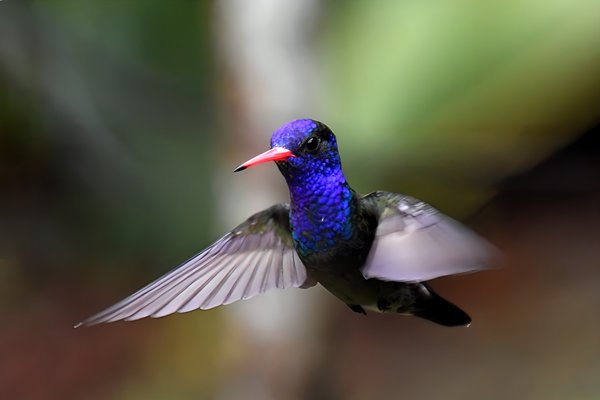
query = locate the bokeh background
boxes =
[1,1,600,399]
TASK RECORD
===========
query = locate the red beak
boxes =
[234,147,295,172]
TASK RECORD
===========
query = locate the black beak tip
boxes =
[233,165,246,173]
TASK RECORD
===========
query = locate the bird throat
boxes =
[285,167,356,257]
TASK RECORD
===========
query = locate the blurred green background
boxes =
[1,1,599,399]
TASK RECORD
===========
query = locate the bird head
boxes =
[234,119,342,182]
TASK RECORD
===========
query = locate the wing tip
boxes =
[73,315,117,328]
[73,317,110,328]
[73,314,105,328]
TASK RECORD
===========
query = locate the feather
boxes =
[361,192,499,282]
[76,204,308,327]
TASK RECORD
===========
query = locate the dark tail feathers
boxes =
[411,284,471,327]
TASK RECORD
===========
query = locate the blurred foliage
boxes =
[325,0,600,214]
[1,0,218,279]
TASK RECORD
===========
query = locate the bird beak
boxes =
[234,147,295,172]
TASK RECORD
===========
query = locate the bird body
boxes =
[77,119,496,328]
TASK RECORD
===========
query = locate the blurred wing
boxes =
[361,192,499,282]
[77,204,308,327]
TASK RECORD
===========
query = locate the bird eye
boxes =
[304,136,321,153]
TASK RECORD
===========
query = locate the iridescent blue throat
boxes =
[284,166,355,257]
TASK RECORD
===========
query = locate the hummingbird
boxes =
[77,119,496,328]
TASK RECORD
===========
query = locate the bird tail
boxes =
[410,283,471,327]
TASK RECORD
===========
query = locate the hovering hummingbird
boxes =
[77,119,497,328]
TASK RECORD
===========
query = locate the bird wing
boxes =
[360,191,499,282]
[77,204,308,326]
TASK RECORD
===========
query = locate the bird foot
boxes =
[347,304,367,315]
[377,298,391,312]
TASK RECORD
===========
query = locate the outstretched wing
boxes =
[361,191,499,282]
[77,204,308,327]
